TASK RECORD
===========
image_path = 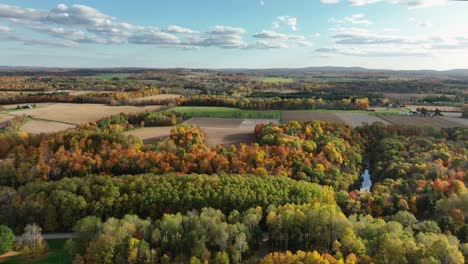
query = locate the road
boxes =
[15,233,76,241]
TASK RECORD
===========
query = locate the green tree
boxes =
[0,225,15,253]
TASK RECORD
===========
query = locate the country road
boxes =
[15,233,76,241]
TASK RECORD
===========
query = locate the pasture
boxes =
[170,106,281,119]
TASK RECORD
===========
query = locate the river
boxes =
[360,169,372,192]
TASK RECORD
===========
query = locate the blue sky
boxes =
[0,0,467,69]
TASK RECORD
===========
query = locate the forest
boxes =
[0,68,467,263]
[0,115,466,263]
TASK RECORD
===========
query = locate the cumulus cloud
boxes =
[252,30,305,40]
[186,26,247,49]
[165,25,196,34]
[251,30,313,49]
[315,25,468,59]
[0,3,262,50]
[128,29,181,45]
[272,16,297,31]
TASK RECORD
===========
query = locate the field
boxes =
[170,107,281,119]
[20,119,76,134]
[262,77,294,83]
[334,112,391,127]
[123,126,173,143]
[131,94,181,102]
[383,93,456,100]
[281,111,344,123]
[123,118,279,147]
[0,114,15,128]
[91,73,132,80]
[377,115,465,129]
[4,103,163,125]
[1,239,69,264]
[406,105,461,112]
[185,118,278,147]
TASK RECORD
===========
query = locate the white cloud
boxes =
[166,25,195,34]
[320,0,340,3]
[0,4,255,50]
[313,33,321,38]
[272,16,297,31]
[252,30,305,40]
[251,40,289,49]
[252,30,313,49]
[128,29,181,45]
[186,26,248,49]
[315,26,468,59]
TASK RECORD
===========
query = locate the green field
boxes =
[92,73,132,80]
[169,106,406,120]
[262,77,294,83]
[169,106,281,119]
[2,239,70,264]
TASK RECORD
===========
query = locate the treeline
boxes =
[65,204,465,263]
[0,173,330,232]
[0,88,178,106]
[79,111,183,133]
[0,123,363,191]
[176,95,370,110]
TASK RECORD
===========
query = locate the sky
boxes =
[0,0,467,70]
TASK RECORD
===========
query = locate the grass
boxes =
[92,73,132,80]
[2,239,70,264]
[168,106,408,122]
[262,77,294,83]
[169,106,281,119]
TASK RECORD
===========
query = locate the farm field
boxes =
[0,114,15,128]
[334,112,390,127]
[383,93,456,100]
[184,117,278,147]
[5,103,163,124]
[20,119,76,134]
[170,106,281,119]
[281,111,344,123]
[123,126,173,143]
[131,93,181,102]
[376,115,466,129]
[407,105,461,112]
[440,116,468,127]
[262,77,294,83]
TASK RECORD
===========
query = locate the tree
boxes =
[0,225,15,253]
[20,223,46,256]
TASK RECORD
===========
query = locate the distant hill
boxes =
[1,66,468,77]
